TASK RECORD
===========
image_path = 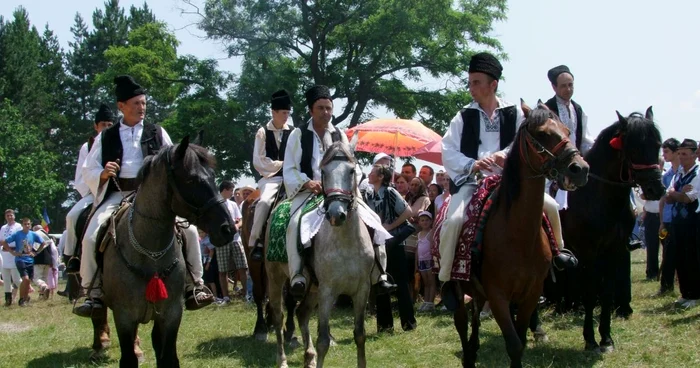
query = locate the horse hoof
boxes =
[255,332,268,342]
[585,342,600,352]
[330,338,337,347]
[288,336,301,349]
[599,345,615,354]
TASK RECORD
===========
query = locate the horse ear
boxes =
[520,98,531,118]
[348,130,359,152]
[176,135,190,159]
[645,106,654,121]
[616,111,628,129]
[192,130,204,146]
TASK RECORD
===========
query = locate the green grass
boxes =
[1,251,700,367]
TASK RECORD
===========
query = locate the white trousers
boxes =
[249,177,283,248]
[80,192,203,295]
[286,191,314,277]
[64,194,94,256]
[2,268,20,293]
[438,182,565,282]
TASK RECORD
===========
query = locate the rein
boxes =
[588,154,660,188]
[321,154,357,212]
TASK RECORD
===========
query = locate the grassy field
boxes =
[1,251,699,368]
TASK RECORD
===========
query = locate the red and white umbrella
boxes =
[345,118,441,157]
[413,139,443,165]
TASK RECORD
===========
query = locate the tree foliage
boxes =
[192,0,507,132]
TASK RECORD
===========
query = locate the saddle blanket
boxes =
[432,175,558,281]
[267,195,391,263]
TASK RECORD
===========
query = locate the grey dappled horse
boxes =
[100,136,234,367]
[265,141,375,368]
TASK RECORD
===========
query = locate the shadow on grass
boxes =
[641,302,685,316]
[459,331,603,367]
[669,310,700,326]
[27,347,112,368]
[190,335,279,367]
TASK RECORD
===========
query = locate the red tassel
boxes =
[609,136,623,150]
[145,273,168,303]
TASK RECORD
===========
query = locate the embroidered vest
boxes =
[265,128,291,177]
[459,105,517,160]
[672,165,699,220]
[298,123,341,180]
[545,97,583,151]
[101,122,163,194]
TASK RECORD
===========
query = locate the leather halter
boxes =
[520,125,580,181]
[164,146,226,224]
[322,155,356,211]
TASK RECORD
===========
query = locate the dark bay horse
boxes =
[452,102,589,368]
[240,189,298,344]
[100,136,234,367]
[561,107,664,353]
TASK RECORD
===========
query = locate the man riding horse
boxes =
[439,53,578,303]
[249,90,294,262]
[282,85,396,300]
[63,103,114,270]
[74,75,214,317]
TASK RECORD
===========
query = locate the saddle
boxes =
[266,194,323,263]
[64,206,93,274]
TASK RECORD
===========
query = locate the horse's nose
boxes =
[568,162,583,175]
[338,211,346,223]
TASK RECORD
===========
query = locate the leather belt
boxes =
[118,178,139,192]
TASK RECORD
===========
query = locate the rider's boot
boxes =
[184,281,215,310]
[73,288,104,318]
[290,273,307,302]
[373,246,397,295]
[552,249,578,271]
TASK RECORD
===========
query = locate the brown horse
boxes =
[451,102,589,368]
[241,188,298,344]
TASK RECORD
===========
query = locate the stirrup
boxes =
[185,284,214,311]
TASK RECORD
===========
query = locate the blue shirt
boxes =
[662,167,677,223]
[6,231,44,265]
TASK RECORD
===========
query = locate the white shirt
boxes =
[441,98,524,186]
[253,120,292,178]
[555,96,594,154]
[668,164,700,213]
[82,120,173,202]
[0,223,22,269]
[283,119,351,198]
[225,199,243,242]
[75,142,90,197]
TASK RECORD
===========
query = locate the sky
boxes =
[2,0,698,186]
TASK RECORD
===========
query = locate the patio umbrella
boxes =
[413,139,443,165]
[345,118,441,157]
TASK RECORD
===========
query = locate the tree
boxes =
[189,0,507,133]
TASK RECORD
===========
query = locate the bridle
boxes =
[519,124,580,181]
[164,146,226,225]
[321,155,357,212]
[588,153,660,188]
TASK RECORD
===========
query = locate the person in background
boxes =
[415,211,436,312]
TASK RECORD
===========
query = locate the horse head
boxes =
[518,99,589,190]
[611,108,665,200]
[142,135,235,246]
[320,141,358,226]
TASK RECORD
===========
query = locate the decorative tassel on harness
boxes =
[145,273,168,303]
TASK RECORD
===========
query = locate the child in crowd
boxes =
[415,211,436,311]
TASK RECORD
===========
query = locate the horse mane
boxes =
[138,142,217,183]
[320,141,357,167]
[587,112,661,166]
[501,107,560,212]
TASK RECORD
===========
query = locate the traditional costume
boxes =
[249,90,293,262]
[74,75,211,317]
[282,85,394,299]
[64,103,114,260]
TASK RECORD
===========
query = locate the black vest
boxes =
[672,165,699,221]
[458,105,518,159]
[298,123,341,180]
[101,122,163,193]
[87,136,95,153]
[265,128,291,177]
[545,97,583,151]
[32,230,52,266]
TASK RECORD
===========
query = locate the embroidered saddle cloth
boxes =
[432,175,558,281]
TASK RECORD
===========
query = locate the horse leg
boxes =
[599,259,616,353]
[514,294,539,354]
[113,311,140,368]
[90,306,110,362]
[297,291,318,368]
[490,297,523,368]
[453,286,473,368]
[284,281,299,347]
[268,274,288,368]
[134,331,144,364]
[352,286,370,368]
[468,294,485,365]
[153,307,182,368]
[582,265,599,351]
[252,261,269,341]
[530,305,548,343]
